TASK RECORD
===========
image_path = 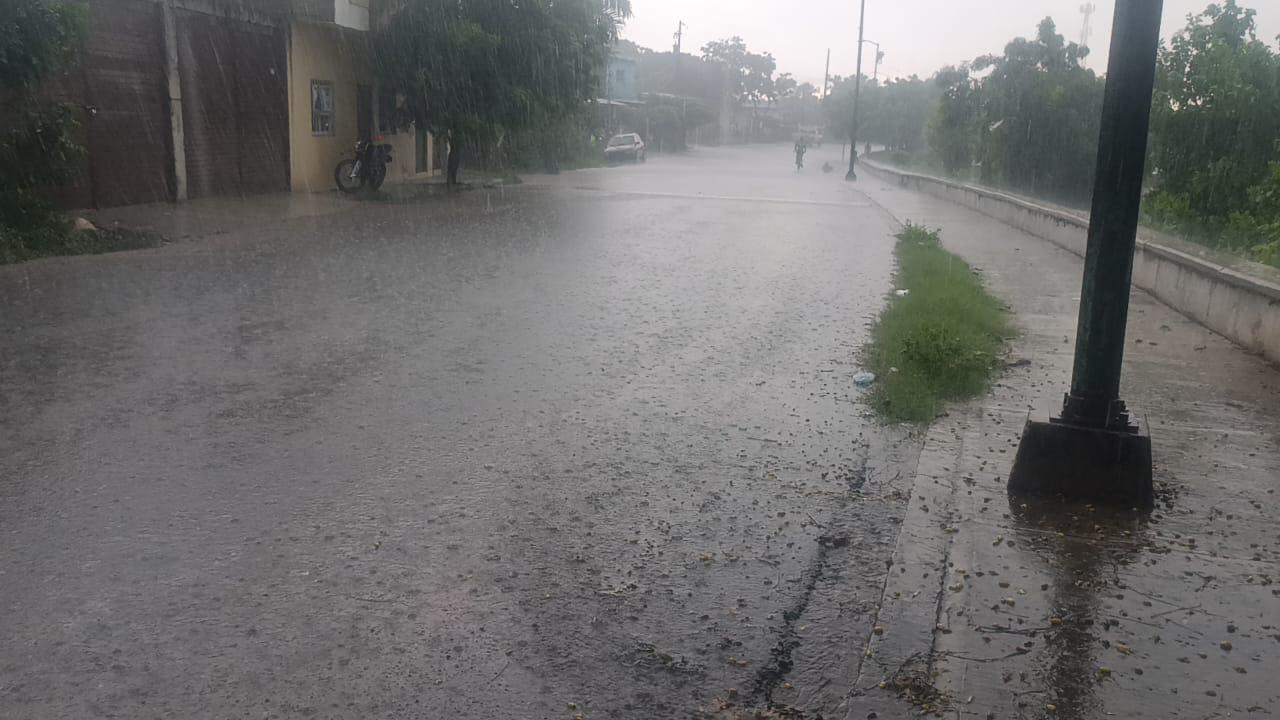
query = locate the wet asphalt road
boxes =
[0,145,917,719]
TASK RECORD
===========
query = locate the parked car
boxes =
[605,133,646,164]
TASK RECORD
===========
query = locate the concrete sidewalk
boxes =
[80,176,487,244]
[846,175,1280,719]
[83,191,364,241]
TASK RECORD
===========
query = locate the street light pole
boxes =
[860,39,881,81]
[1008,0,1164,508]
[845,0,866,181]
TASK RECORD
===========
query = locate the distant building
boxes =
[604,51,639,104]
[597,48,643,136]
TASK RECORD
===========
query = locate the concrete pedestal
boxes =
[1008,416,1154,508]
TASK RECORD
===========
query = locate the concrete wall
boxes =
[863,160,1280,365]
[287,22,431,192]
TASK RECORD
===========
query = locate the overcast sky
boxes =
[621,1,1280,85]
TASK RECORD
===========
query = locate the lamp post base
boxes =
[1008,413,1154,508]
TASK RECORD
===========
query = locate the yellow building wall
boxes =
[287,23,434,192]
[288,23,366,192]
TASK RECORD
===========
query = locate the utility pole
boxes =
[845,0,866,181]
[1079,3,1097,51]
[1008,0,1164,508]
[672,21,688,145]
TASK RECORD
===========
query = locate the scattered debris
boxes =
[853,371,877,387]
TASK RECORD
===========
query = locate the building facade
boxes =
[10,0,438,209]
[288,0,438,192]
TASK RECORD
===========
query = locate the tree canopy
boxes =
[702,36,778,140]
[850,1,1279,265]
[1149,0,1280,220]
[970,18,1103,203]
[374,0,630,183]
[701,37,777,109]
[0,0,85,229]
[0,0,84,95]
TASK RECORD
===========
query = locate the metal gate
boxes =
[177,10,288,198]
[84,0,172,207]
[233,23,289,195]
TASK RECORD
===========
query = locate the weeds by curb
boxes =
[1,220,164,265]
[866,222,1011,422]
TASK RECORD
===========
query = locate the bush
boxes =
[1,1,87,239]
[1144,162,1280,268]
[1,221,162,265]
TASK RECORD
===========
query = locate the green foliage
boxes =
[0,106,83,226]
[374,0,629,179]
[635,94,715,151]
[928,65,979,174]
[1,0,86,232]
[1140,1,1280,265]
[0,0,85,94]
[850,2,1279,268]
[702,36,777,140]
[468,104,603,173]
[825,75,936,153]
[864,76,934,153]
[1142,190,1202,235]
[971,19,1102,204]
[1150,0,1279,221]
[0,222,163,265]
[868,224,1011,422]
[1226,162,1280,266]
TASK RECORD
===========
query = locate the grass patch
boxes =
[1,218,165,265]
[867,223,1011,422]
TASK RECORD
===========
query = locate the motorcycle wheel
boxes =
[367,162,387,191]
[335,159,361,193]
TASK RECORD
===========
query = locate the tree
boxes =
[741,50,777,136]
[702,37,777,141]
[374,0,631,185]
[636,94,715,151]
[858,75,935,153]
[774,72,798,100]
[0,0,85,229]
[969,18,1102,203]
[928,65,978,173]
[1149,0,1280,221]
[776,78,820,132]
[701,37,749,101]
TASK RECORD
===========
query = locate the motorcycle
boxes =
[334,138,393,193]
